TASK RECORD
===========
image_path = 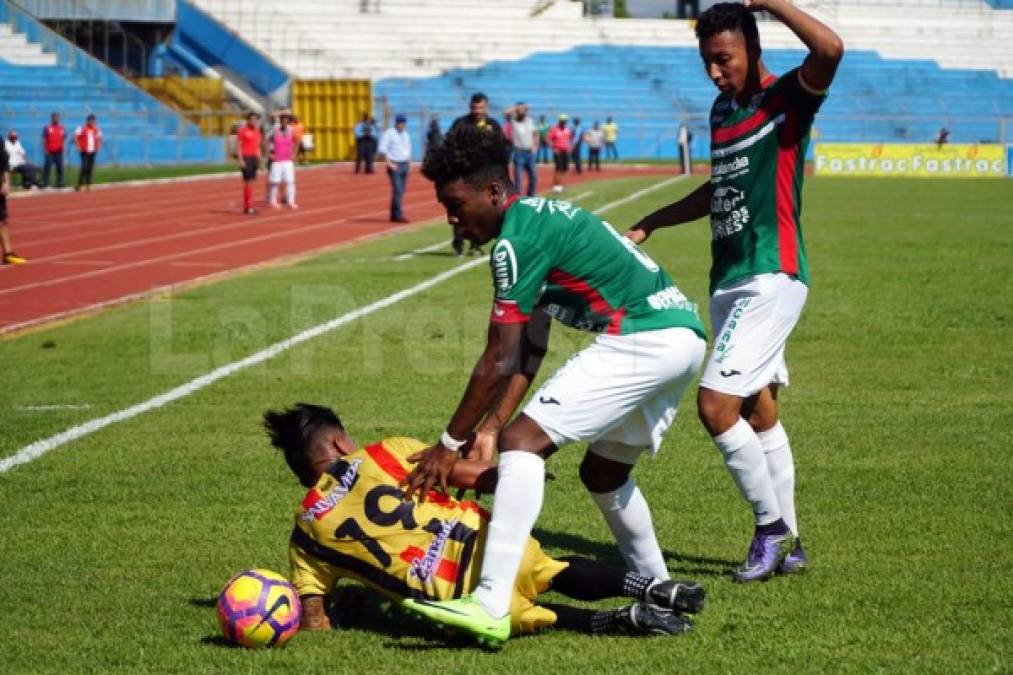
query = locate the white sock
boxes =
[473,451,545,618]
[713,418,781,526]
[758,422,797,536]
[268,183,278,203]
[287,181,296,204]
[589,479,669,580]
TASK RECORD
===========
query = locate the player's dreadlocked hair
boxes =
[263,403,344,487]
[695,2,761,50]
[421,123,513,191]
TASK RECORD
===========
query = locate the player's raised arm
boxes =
[746,0,843,92]
[626,181,712,244]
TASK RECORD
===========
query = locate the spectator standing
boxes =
[425,115,443,155]
[584,121,604,171]
[678,123,692,175]
[268,113,298,209]
[237,112,263,215]
[505,102,538,197]
[0,141,26,264]
[42,111,66,188]
[603,116,619,161]
[378,113,411,223]
[447,92,502,255]
[74,115,102,192]
[5,131,41,189]
[536,114,550,164]
[548,113,572,193]
[570,117,585,174]
[935,126,950,150]
[354,113,377,174]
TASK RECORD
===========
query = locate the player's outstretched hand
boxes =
[404,443,458,502]
[625,223,650,245]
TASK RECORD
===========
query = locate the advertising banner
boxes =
[814,143,1006,178]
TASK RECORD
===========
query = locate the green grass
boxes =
[1,175,1011,673]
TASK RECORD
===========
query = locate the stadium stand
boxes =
[0,1,224,165]
[185,0,1012,159]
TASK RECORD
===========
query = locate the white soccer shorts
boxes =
[522,326,706,456]
[268,159,295,185]
[699,272,808,398]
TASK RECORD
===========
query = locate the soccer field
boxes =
[1,175,1011,673]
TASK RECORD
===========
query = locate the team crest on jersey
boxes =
[410,518,457,581]
[300,458,363,523]
[492,239,518,296]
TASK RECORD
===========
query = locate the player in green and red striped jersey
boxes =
[400,124,707,646]
[628,1,843,582]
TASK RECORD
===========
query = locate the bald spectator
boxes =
[505,102,538,197]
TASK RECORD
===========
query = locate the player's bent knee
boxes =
[697,387,744,434]
[579,448,635,494]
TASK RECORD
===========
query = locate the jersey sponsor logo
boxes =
[712,156,750,179]
[519,197,580,219]
[300,459,363,523]
[720,369,742,378]
[409,518,457,582]
[538,396,561,406]
[710,186,750,240]
[646,286,698,314]
[492,239,519,296]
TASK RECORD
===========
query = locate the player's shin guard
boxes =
[473,451,545,619]
[713,418,782,527]
[589,479,670,580]
[758,422,797,535]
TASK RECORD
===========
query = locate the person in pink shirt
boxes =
[268,113,298,209]
[74,114,102,192]
[547,114,572,193]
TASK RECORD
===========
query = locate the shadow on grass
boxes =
[200,635,242,649]
[189,596,218,608]
[533,528,738,577]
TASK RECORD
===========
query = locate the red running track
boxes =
[0,163,675,335]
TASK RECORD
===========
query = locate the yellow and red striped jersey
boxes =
[289,437,489,602]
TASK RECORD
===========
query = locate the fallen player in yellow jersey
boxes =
[264,403,705,640]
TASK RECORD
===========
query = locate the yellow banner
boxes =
[814,143,1006,178]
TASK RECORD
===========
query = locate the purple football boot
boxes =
[779,538,809,575]
[733,529,794,583]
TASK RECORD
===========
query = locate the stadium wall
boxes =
[174,0,290,105]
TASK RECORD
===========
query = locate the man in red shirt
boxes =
[42,111,66,189]
[236,112,263,215]
[74,115,102,192]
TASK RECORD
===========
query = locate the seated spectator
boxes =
[4,131,40,189]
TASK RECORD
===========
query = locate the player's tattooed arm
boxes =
[627,181,712,244]
[746,0,843,92]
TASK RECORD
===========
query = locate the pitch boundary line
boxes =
[0,174,685,474]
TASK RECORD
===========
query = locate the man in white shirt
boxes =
[378,113,412,223]
[4,131,40,189]
[584,122,604,172]
[505,102,538,196]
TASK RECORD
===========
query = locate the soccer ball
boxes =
[217,568,301,648]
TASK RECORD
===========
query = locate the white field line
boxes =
[16,404,92,411]
[593,174,686,216]
[0,175,683,474]
[0,256,488,474]
[571,190,594,201]
[394,239,451,261]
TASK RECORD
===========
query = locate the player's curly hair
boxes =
[263,403,344,487]
[695,2,760,49]
[421,123,512,190]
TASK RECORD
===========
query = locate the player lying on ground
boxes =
[265,403,705,639]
